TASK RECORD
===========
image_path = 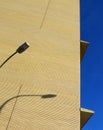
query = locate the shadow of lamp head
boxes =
[41,94,57,99]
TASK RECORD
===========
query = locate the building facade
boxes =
[0,1,93,130]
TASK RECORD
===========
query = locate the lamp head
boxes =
[16,42,30,54]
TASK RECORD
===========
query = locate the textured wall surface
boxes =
[0,0,80,130]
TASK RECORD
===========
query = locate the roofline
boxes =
[80,40,89,44]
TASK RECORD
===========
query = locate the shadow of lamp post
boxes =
[0,42,30,68]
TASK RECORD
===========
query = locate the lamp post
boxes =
[0,42,30,68]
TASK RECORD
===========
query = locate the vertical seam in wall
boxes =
[40,0,51,29]
[5,85,22,130]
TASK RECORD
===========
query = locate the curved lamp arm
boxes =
[0,42,30,68]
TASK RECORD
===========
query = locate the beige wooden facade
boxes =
[0,1,80,130]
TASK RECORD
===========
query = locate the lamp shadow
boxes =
[0,51,17,68]
[0,94,57,112]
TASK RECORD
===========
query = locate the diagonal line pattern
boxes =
[40,0,51,29]
[5,85,22,130]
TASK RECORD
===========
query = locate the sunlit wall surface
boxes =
[0,1,80,130]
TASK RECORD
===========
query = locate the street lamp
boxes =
[0,42,30,68]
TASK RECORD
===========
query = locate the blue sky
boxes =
[81,0,103,129]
